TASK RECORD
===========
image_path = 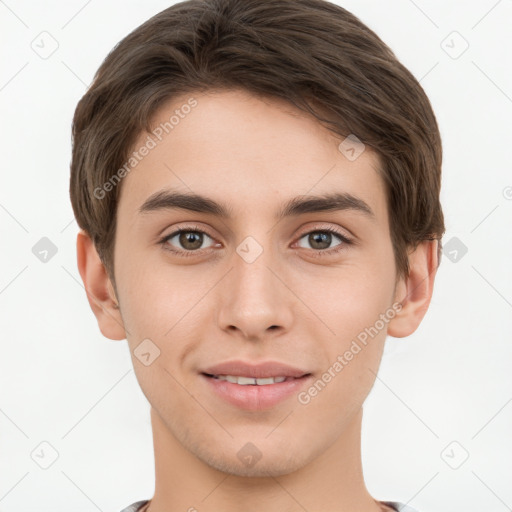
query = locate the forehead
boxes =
[116,89,388,228]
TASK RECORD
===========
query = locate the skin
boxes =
[77,89,438,512]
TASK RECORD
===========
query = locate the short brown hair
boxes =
[70,0,445,286]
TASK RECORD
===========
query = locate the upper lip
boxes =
[201,360,311,379]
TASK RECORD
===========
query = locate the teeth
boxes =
[212,375,288,385]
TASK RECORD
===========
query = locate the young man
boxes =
[70,1,445,511]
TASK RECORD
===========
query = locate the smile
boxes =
[201,372,312,410]
[205,374,294,385]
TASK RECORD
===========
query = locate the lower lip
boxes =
[201,374,312,411]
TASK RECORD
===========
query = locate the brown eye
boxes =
[178,231,204,250]
[297,229,347,251]
[161,230,215,253]
[309,232,334,250]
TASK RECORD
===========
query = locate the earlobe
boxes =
[76,230,126,341]
[387,239,439,338]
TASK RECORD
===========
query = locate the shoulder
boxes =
[119,500,150,512]
[121,499,421,512]
[381,502,422,512]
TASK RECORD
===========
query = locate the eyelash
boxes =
[158,225,353,258]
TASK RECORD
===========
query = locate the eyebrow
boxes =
[138,189,376,222]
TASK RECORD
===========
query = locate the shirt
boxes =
[120,499,421,511]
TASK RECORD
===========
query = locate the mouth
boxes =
[200,370,313,411]
[202,373,309,385]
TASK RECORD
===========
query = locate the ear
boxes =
[387,239,439,338]
[76,230,126,341]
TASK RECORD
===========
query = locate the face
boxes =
[112,89,402,477]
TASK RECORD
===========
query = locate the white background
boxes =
[1,1,511,511]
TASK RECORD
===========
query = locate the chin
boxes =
[195,444,310,478]
[208,457,305,478]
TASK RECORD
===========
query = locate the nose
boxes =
[216,243,293,341]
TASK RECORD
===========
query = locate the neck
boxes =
[144,406,384,512]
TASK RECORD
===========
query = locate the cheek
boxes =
[117,266,205,410]
[297,279,392,426]
[301,260,395,391]
[117,262,213,395]
[117,257,201,337]
[306,261,395,340]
